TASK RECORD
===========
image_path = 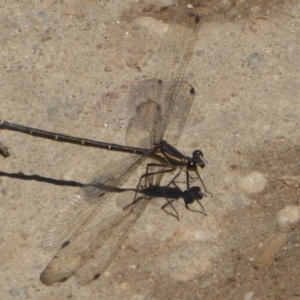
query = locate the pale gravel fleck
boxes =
[276,205,300,229]
[241,172,268,194]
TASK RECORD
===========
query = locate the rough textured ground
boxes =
[1,0,300,299]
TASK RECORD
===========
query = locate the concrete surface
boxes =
[1,1,300,299]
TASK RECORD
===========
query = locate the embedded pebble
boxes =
[104,66,113,72]
[221,0,234,10]
[241,172,268,194]
[231,193,252,206]
[8,6,49,32]
[254,233,287,268]
[280,175,300,188]
[0,142,10,157]
[170,227,219,243]
[250,6,261,14]
[200,281,211,289]
[244,291,255,300]
[139,0,176,12]
[169,249,211,282]
[131,17,167,38]
[47,97,84,122]
[276,205,300,229]
[131,294,147,300]
[8,286,29,298]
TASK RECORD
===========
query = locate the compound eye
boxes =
[187,161,196,170]
[193,149,203,158]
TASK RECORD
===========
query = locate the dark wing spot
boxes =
[60,277,68,283]
[195,15,200,25]
[158,79,163,84]
[93,273,100,280]
[61,240,70,249]
[190,87,195,95]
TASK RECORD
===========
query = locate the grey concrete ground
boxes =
[1,1,300,299]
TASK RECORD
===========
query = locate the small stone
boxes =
[251,6,261,14]
[241,172,268,194]
[140,0,176,12]
[41,35,52,42]
[200,281,211,289]
[131,17,167,38]
[9,286,29,298]
[9,6,49,32]
[244,291,255,300]
[104,66,112,72]
[221,0,234,10]
[254,233,287,268]
[231,193,252,206]
[280,175,300,188]
[242,52,261,69]
[0,142,10,157]
[276,205,300,229]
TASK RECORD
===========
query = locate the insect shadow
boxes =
[0,169,208,285]
[40,182,207,286]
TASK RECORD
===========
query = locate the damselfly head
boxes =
[192,149,205,169]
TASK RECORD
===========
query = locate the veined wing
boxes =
[154,9,200,144]
[40,198,150,285]
[126,80,163,148]
[42,154,149,252]
[127,79,195,148]
[161,80,195,147]
[126,9,200,147]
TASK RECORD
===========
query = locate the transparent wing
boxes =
[162,81,195,146]
[42,154,149,252]
[126,9,200,146]
[155,9,200,143]
[126,80,195,186]
[126,80,163,148]
[76,198,149,285]
[40,198,149,286]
